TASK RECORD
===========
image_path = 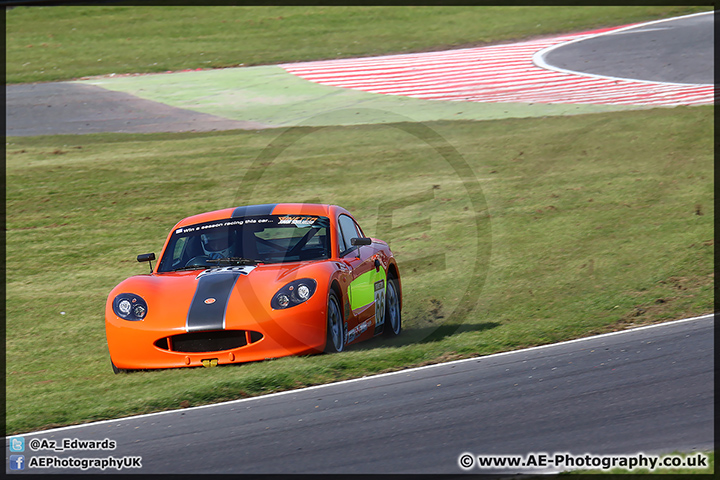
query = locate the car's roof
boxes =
[173,203,350,228]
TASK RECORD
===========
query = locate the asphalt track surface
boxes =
[5,82,264,136]
[6,315,714,474]
[542,12,713,85]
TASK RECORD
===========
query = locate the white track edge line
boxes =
[532,11,715,87]
[7,313,714,439]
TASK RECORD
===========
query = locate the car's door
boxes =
[337,214,386,343]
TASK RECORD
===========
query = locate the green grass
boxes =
[5,106,713,434]
[5,5,711,84]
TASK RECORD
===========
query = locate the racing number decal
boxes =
[374,280,386,327]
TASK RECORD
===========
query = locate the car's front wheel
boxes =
[324,291,345,353]
[111,360,125,374]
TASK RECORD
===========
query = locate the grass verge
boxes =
[5,5,712,84]
[5,106,713,434]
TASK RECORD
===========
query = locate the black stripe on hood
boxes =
[186,272,241,332]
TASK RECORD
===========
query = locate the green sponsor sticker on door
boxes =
[348,268,386,317]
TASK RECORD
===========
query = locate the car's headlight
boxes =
[271,279,317,309]
[112,293,148,321]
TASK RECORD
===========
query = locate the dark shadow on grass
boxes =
[351,321,502,351]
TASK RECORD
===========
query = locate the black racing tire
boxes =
[324,291,345,353]
[383,277,402,337]
[111,360,125,374]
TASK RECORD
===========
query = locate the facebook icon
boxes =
[10,455,25,471]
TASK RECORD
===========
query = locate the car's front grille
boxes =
[154,330,263,353]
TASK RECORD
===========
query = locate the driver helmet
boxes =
[200,231,234,259]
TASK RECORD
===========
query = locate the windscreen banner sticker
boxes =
[175,218,273,235]
[277,216,318,227]
[374,280,386,327]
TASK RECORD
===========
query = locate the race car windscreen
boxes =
[157,215,331,272]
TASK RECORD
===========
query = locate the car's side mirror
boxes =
[351,237,372,246]
[350,237,371,258]
[137,253,155,273]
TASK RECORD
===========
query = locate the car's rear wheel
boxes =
[384,277,401,337]
[325,291,345,353]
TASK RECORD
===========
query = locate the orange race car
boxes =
[105,203,402,373]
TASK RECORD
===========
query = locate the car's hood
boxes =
[109,262,333,331]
